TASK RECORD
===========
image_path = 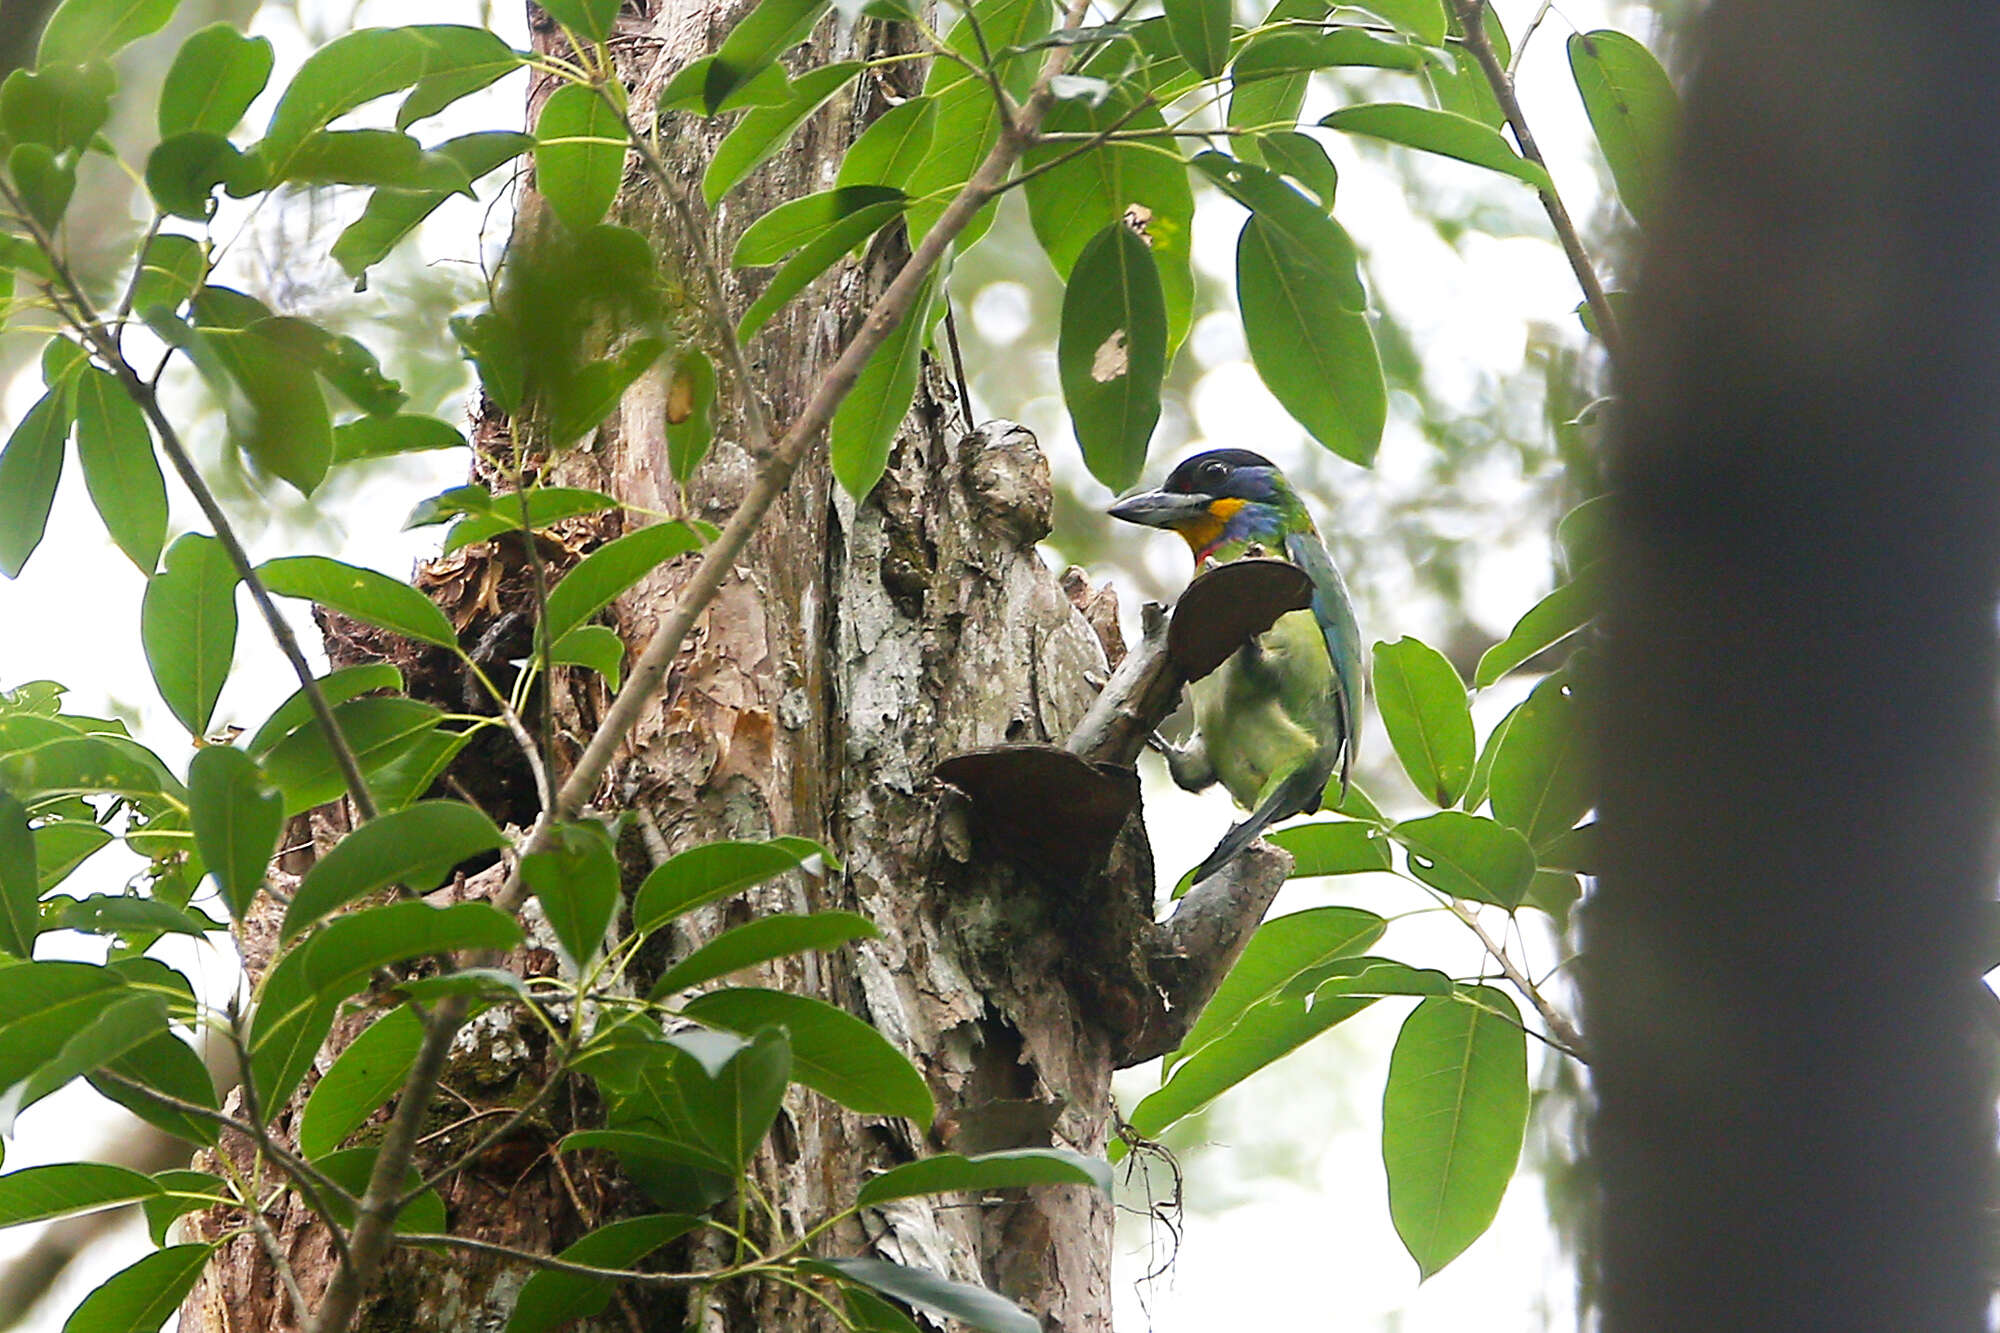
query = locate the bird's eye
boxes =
[1199,460,1229,484]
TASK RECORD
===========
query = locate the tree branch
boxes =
[1447,0,1625,365]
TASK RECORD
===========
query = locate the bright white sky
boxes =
[0,0,1632,1326]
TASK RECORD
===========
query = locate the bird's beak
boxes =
[1107,489,1214,529]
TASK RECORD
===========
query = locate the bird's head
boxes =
[1107,448,1305,564]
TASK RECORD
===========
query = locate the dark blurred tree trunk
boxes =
[1590,2,2000,1329]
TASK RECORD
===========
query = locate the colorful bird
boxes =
[1109,448,1362,883]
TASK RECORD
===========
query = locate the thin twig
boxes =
[1447,0,1624,364]
[942,294,976,426]
[1444,900,1587,1060]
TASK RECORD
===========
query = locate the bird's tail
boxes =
[1190,768,1319,885]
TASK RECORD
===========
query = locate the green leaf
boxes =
[1058,222,1166,491]
[837,94,937,191]
[140,534,238,735]
[333,415,468,465]
[304,901,522,999]
[538,0,619,45]
[2,62,116,154]
[276,129,472,193]
[542,520,708,645]
[1191,152,1364,303]
[60,1242,213,1333]
[260,695,441,816]
[706,60,863,204]
[0,795,36,958]
[505,1214,703,1333]
[683,987,933,1126]
[299,1004,422,1159]
[246,663,401,756]
[187,745,281,921]
[312,1146,445,1233]
[1235,213,1385,466]
[0,390,68,578]
[534,83,624,230]
[144,131,257,220]
[1256,130,1338,208]
[1026,93,1195,353]
[1127,968,1377,1141]
[1391,810,1535,908]
[1373,637,1474,806]
[0,736,167,802]
[1163,0,1229,77]
[88,1029,219,1145]
[703,0,831,114]
[551,625,624,690]
[666,351,716,481]
[443,487,619,553]
[829,264,937,499]
[33,819,110,895]
[0,1162,158,1228]
[73,367,165,573]
[128,233,207,318]
[1321,103,1552,191]
[1473,565,1599,686]
[332,132,533,283]
[37,0,178,66]
[1488,672,1590,847]
[1269,819,1392,876]
[262,26,523,165]
[547,336,668,446]
[650,910,878,997]
[632,837,829,935]
[1167,906,1384,1074]
[674,1026,790,1170]
[813,1258,1037,1333]
[192,317,334,494]
[857,1147,1110,1206]
[900,0,1054,246]
[140,1172,229,1245]
[159,24,274,137]
[733,197,905,343]
[1355,0,1446,43]
[1219,0,1319,145]
[1383,988,1527,1277]
[1568,30,1677,228]
[522,820,621,967]
[11,990,170,1112]
[256,555,459,650]
[734,185,905,267]
[283,800,507,941]
[8,143,73,229]
[1231,29,1425,86]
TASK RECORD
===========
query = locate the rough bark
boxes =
[177,2,1292,1329]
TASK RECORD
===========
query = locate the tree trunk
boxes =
[1588,0,2000,1328]
[179,2,1286,1330]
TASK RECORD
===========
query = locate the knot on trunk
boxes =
[961,420,1052,546]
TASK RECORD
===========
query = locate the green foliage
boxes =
[1058,222,1166,490]
[0,0,1641,1314]
[1382,988,1529,1277]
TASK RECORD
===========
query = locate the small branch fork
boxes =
[305,3,1106,1329]
[1446,0,1625,365]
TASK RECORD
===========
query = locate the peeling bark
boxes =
[178,1,1294,1328]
